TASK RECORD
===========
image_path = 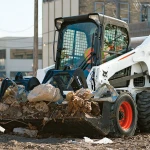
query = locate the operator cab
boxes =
[55,13,130,71]
[43,13,130,94]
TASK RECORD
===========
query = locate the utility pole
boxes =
[116,0,120,19]
[33,0,38,76]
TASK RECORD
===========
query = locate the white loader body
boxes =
[87,36,150,100]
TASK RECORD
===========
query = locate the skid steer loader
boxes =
[1,13,150,137]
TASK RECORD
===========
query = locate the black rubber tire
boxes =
[109,93,137,137]
[137,91,150,132]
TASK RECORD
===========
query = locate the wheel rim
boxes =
[119,101,133,130]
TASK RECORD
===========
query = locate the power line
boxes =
[42,30,55,35]
[0,40,42,43]
[0,29,55,42]
[0,18,42,33]
[0,44,43,49]
[0,37,34,41]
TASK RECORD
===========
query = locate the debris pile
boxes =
[47,88,101,120]
[65,88,100,117]
[0,82,101,137]
[67,89,93,116]
[0,84,62,120]
[0,85,101,120]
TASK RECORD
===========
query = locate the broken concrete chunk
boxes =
[3,85,18,99]
[35,102,49,113]
[10,100,20,107]
[2,84,28,105]
[22,106,32,114]
[3,97,15,105]
[17,111,23,117]
[28,84,62,103]
[3,96,20,107]
[53,88,63,102]
[0,103,9,112]
[16,85,28,103]
[13,128,38,138]
[2,107,22,118]
[0,126,5,133]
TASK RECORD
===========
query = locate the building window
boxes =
[0,72,6,78]
[94,2,129,22]
[120,2,130,23]
[94,2,117,17]
[10,71,33,79]
[10,49,42,59]
[94,2,104,14]
[0,50,6,70]
[141,4,150,22]
[105,3,117,18]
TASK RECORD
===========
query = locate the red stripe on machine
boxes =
[119,52,135,61]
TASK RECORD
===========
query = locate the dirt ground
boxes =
[0,133,150,150]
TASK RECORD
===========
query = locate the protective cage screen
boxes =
[59,29,88,70]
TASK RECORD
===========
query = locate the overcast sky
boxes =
[0,0,42,38]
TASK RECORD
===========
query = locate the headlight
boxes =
[89,14,99,23]
[55,19,64,30]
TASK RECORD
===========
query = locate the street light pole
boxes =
[33,0,38,76]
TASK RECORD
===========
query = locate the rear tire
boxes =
[137,91,150,132]
[109,93,137,137]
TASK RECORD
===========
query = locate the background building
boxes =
[42,0,150,67]
[42,0,79,68]
[0,37,42,79]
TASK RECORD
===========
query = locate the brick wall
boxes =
[79,0,150,23]
[79,0,96,15]
[79,0,150,37]
[129,21,150,37]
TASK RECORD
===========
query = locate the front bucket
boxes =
[42,116,106,137]
[0,102,111,137]
[0,115,107,137]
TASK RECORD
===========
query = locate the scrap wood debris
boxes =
[65,88,100,117]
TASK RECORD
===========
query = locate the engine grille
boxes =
[134,76,145,87]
